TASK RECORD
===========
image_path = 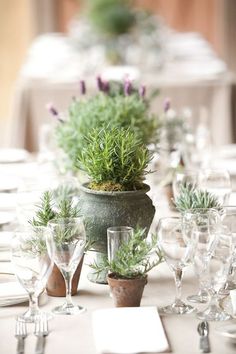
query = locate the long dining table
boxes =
[0,158,235,353]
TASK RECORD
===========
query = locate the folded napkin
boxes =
[0,280,27,300]
[92,306,169,354]
[0,194,17,211]
[230,290,236,316]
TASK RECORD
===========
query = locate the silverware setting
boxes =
[15,316,49,354]
[198,321,210,353]
[15,318,27,354]
[34,315,49,354]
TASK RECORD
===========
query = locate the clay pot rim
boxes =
[79,183,150,196]
[107,273,148,282]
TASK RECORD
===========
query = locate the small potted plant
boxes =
[90,229,162,307]
[77,126,155,283]
[29,190,84,297]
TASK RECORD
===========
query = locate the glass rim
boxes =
[107,226,134,233]
[48,217,84,227]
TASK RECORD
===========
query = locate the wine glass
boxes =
[47,217,86,315]
[220,206,236,290]
[11,226,54,322]
[198,169,231,205]
[182,208,221,303]
[197,232,233,321]
[172,170,198,202]
[157,217,198,314]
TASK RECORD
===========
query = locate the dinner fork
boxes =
[34,315,49,354]
[15,318,27,354]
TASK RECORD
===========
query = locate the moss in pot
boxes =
[90,228,163,307]
[76,126,156,283]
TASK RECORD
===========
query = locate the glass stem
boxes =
[28,293,39,314]
[63,271,73,307]
[174,268,183,303]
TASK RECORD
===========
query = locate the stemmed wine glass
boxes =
[47,217,86,315]
[182,208,221,303]
[197,232,233,321]
[157,217,198,314]
[198,169,231,205]
[11,226,54,322]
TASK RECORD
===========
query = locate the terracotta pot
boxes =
[46,256,84,297]
[107,273,147,307]
[164,184,175,210]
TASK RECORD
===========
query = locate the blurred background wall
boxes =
[0,0,236,145]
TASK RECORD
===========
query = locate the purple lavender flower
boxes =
[80,80,86,95]
[102,80,110,94]
[163,98,171,113]
[46,103,58,116]
[124,79,132,96]
[97,76,104,92]
[139,85,146,98]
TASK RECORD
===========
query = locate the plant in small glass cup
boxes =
[182,208,221,304]
[172,170,198,203]
[197,232,234,321]
[11,226,54,322]
[90,228,162,307]
[47,217,86,315]
[157,217,198,314]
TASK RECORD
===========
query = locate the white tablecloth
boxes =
[10,31,233,152]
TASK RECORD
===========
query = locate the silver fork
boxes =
[15,318,27,354]
[34,315,49,354]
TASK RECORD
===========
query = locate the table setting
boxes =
[2,73,236,354]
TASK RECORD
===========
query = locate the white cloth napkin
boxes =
[230,290,236,316]
[0,232,13,250]
[92,306,169,354]
[0,281,27,300]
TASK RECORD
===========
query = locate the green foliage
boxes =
[85,0,136,36]
[76,127,152,191]
[175,183,222,213]
[55,93,158,170]
[90,229,163,279]
[29,191,56,227]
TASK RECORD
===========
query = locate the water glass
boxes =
[157,217,198,314]
[11,226,53,322]
[107,226,134,264]
[47,217,86,315]
[172,170,198,202]
[198,169,231,205]
[197,233,233,321]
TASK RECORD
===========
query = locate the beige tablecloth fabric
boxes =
[0,262,235,354]
[9,32,233,152]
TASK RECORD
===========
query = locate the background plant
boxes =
[76,127,152,191]
[90,228,163,279]
[55,89,159,170]
[175,183,222,213]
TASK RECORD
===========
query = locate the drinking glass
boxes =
[107,226,134,263]
[220,206,236,290]
[197,233,233,321]
[198,169,231,205]
[157,217,198,314]
[47,217,86,315]
[172,170,198,202]
[11,226,53,322]
[182,208,221,303]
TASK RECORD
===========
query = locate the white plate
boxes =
[0,175,20,192]
[0,149,29,164]
[0,212,15,226]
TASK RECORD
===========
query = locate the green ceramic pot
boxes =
[79,183,155,283]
